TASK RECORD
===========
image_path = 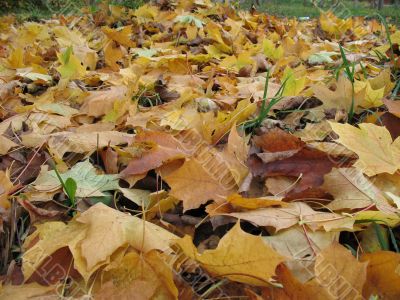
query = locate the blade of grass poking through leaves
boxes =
[372,222,390,251]
[65,178,77,207]
[388,225,400,253]
[52,164,77,209]
[339,44,355,122]
[392,79,400,99]
[376,13,396,69]
[355,219,399,253]
[242,73,288,131]
[255,69,270,128]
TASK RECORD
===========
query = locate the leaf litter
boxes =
[0,0,400,299]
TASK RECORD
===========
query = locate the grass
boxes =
[1,0,400,23]
[241,0,400,24]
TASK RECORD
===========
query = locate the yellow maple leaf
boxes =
[219,51,254,72]
[282,67,306,96]
[329,122,400,176]
[56,46,86,80]
[94,250,178,300]
[320,12,352,37]
[175,222,286,286]
[263,39,284,61]
[313,75,365,112]
[22,203,178,282]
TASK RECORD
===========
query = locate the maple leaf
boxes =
[164,157,237,211]
[56,46,86,80]
[95,250,178,300]
[22,130,134,158]
[270,242,367,300]
[249,129,338,196]
[0,283,56,300]
[360,251,400,299]
[32,160,119,198]
[329,122,400,176]
[227,193,286,209]
[22,203,177,282]
[176,222,286,286]
[120,130,188,177]
[203,98,256,144]
[228,202,355,232]
[322,168,391,211]
[264,227,339,282]
[312,75,365,112]
[81,86,129,118]
[0,135,18,155]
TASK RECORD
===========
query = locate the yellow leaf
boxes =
[362,81,385,108]
[104,40,124,71]
[0,135,17,155]
[0,170,13,209]
[22,203,178,282]
[263,39,284,61]
[203,98,256,144]
[313,76,365,111]
[227,193,286,209]
[164,156,237,211]
[219,52,254,72]
[329,122,400,176]
[0,283,56,300]
[56,47,86,80]
[102,25,136,48]
[134,4,159,21]
[175,222,286,286]
[206,22,232,54]
[320,12,352,37]
[282,67,306,96]
[95,250,178,300]
[5,48,24,69]
[361,251,400,299]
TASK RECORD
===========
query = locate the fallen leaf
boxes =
[22,203,178,282]
[360,251,400,299]
[176,222,286,286]
[329,122,400,176]
[95,250,178,300]
[228,202,354,232]
[32,160,119,198]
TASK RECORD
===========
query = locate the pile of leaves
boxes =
[1,0,400,298]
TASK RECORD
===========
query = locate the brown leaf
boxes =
[265,243,367,300]
[248,147,336,196]
[17,199,63,223]
[360,251,400,299]
[100,145,118,174]
[120,130,188,177]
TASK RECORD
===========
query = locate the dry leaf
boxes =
[176,222,286,286]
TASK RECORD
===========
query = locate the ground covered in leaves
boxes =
[1,0,400,299]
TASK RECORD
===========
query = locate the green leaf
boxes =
[308,51,337,64]
[88,192,114,206]
[65,177,77,204]
[174,15,204,28]
[32,160,120,198]
[61,46,72,65]
[134,48,158,58]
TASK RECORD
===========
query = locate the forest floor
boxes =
[0,0,400,299]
